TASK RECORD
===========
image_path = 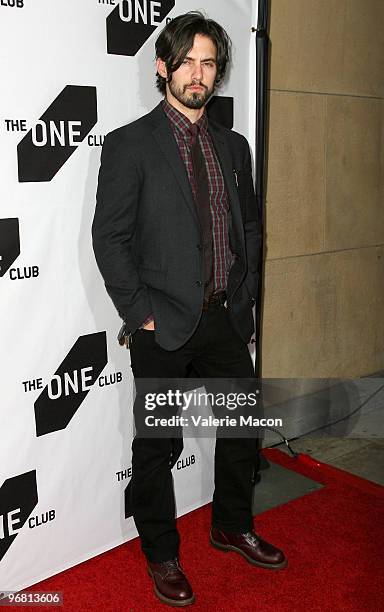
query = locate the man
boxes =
[92,11,286,607]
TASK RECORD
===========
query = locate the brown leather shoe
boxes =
[210,527,287,569]
[147,558,195,607]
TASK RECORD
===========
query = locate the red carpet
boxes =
[12,449,384,611]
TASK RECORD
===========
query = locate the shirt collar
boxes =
[161,98,208,138]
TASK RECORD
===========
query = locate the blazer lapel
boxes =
[152,112,199,226]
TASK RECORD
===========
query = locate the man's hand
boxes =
[140,313,155,330]
[141,320,155,330]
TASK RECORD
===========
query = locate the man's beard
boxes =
[168,79,214,109]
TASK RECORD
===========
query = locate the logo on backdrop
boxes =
[0,218,20,277]
[0,218,41,281]
[33,332,108,436]
[207,96,234,130]
[106,0,175,56]
[0,0,25,8]
[176,454,195,471]
[115,468,133,518]
[124,480,132,518]
[0,471,37,562]
[17,85,97,182]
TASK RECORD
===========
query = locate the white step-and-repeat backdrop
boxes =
[0,0,257,592]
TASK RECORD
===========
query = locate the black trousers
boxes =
[129,303,259,562]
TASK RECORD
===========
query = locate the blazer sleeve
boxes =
[92,131,152,332]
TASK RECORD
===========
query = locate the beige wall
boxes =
[262,0,384,376]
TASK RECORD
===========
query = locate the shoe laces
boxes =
[242,531,261,547]
[163,558,180,570]
[162,558,183,577]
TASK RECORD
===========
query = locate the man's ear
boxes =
[156,58,168,79]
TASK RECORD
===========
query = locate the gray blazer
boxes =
[92,102,262,350]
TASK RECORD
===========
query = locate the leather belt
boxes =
[202,291,227,310]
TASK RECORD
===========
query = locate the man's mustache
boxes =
[183,82,208,92]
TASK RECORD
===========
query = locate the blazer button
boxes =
[196,280,202,287]
[196,244,202,250]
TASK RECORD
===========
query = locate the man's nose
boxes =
[191,62,203,80]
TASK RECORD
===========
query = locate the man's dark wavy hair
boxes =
[155,11,232,95]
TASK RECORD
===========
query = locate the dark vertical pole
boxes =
[252,0,271,484]
[254,0,270,378]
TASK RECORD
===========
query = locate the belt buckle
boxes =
[215,292,226,306]
[202,292,226,310]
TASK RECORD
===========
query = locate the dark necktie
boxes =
[188,123,214,300]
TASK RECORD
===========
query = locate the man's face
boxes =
[159,34,218,110]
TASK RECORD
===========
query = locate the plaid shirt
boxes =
[161,98,233,293]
